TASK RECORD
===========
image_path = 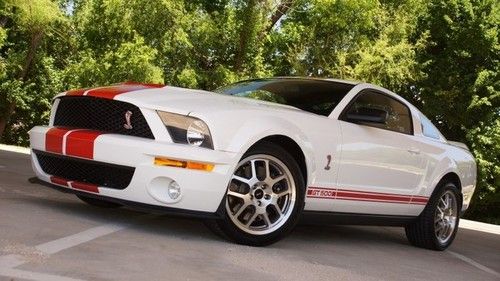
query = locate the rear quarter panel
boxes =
[417,136,477,211]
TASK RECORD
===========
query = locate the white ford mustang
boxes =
[29,77,476,250]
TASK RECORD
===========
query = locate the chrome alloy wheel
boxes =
[225,154,296,235]
[434,190,458,244]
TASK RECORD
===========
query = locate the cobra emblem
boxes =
[123,110,133,129]
[324,155,332,170]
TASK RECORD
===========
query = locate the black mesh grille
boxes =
[54,96,155,139]
[34,150,135,190]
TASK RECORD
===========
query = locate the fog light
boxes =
[168,181,181,199]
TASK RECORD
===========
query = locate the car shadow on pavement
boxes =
[17,193,410,248]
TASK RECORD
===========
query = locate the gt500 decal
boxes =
[307,187,428,205]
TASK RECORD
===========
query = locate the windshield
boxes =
[215,78,355,116]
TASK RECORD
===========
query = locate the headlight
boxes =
[157,111,214,149]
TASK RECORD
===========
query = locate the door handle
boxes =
[407,148,420,155]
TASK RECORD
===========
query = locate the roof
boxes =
[242,76,360,86]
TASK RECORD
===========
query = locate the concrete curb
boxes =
[0,144,30,155]
[459,219,500,235]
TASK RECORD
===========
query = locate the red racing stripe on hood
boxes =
[65,130,103,159]
[64,82,164,99]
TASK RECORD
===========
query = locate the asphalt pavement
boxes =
[0,146,499,281]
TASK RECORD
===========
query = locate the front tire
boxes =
[405,183,460,250]
[207,142,305,246]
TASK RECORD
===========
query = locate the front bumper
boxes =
[30,126,239,214]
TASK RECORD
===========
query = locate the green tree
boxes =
[413,0,499,219]
[0,0,498,222]
[0,0,65,142]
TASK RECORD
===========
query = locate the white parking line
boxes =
[36,223,127,255]
[448,251,500,278]
[0,267,86,281]
[0,216,150,281]
[0,144,30,154]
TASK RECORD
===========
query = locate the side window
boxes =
[419,113,443,140]
[343,91,413,135]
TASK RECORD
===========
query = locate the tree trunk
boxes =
[21,31,43,80]
[0,103,16,139]
[266,0,294,33]
[233,0,259,72]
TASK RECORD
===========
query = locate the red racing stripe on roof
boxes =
[65,88,88,96]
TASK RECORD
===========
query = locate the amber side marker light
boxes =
[154,157,214,172]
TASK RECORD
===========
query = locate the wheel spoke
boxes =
[232,175,250,185]
[245,212,259,227]
[264,159,271,180]
[271,175,286,186]
[227,190,248,199]
[262,212,272,227]
[234,202,250,217]
[446,195,452,212]
[440,197,447,208]
[250,160,258,180]
[437,206,444,217]
[435,223,444,237]
[273,204,283,218]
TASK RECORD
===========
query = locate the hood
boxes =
[115,85,302,116]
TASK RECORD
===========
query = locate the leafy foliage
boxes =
[0,0,498,222]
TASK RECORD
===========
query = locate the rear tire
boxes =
[76,195,123,208]
[405,183,460,251]
[206,142,305,246]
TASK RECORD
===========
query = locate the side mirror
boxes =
[346,107,388,124]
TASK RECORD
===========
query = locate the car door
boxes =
[334,90,426,215]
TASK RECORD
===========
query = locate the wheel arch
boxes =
[222,116,315,187]
[249,135,308,187]
[438,172,462,192]
[427,171,463,210]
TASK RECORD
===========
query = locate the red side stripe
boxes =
[411,197,429,204]
[306,187,429,205]
[71,181,99,193]
[50,176,69,186]
[45,128,70,154]
[65,130,102,159]
[336,190,412,203]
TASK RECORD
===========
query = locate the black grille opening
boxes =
[54,96,155,139]
[34,150,135,190]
